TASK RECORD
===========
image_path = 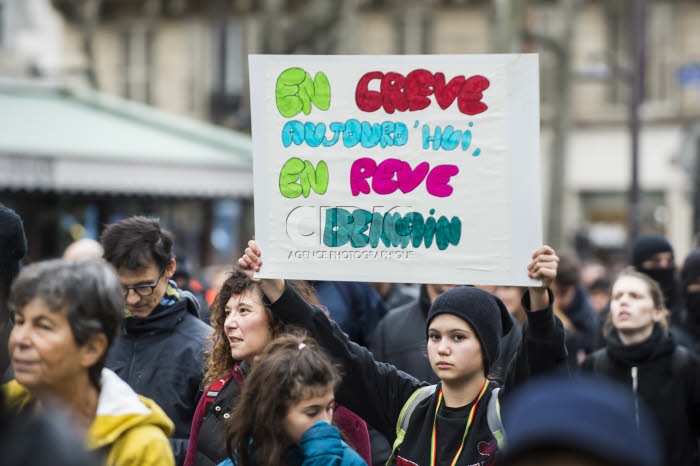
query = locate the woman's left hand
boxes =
[527,245,558,288]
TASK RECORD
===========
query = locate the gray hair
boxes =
[9,259,124,388]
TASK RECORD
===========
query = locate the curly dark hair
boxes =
[202,268,319,386]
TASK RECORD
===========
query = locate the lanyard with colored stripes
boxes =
[430,379,489,466]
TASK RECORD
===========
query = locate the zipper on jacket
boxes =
[126,340,137,383]
[631,366,639,431]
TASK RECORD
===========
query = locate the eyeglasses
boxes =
[121,267,165,298]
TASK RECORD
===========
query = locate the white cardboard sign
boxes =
[249,54,542,286]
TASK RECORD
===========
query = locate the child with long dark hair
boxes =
[217,333,366,466]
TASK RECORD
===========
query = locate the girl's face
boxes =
[223,287,273,363]
[427,313,484,384]
[9,298,93,394]
[610,275,664,334]
[283,386,335,445]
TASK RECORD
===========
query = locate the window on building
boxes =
[0,0,6,49]
[186,21,210,116]
[604,0,675,106]
[580,190,667,251]
[119,22,156,104]
[209,18,246,125]
[395,7,432,54]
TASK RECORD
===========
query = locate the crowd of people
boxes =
[2,202,700,466]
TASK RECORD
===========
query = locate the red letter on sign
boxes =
[381,72,409,114]
[404,69,434,112]
[355,72,384,112]
[433,73,465,110]
[458,75,490,115]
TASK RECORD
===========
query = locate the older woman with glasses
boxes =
[2,259,175,465]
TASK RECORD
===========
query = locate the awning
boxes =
[0,79,253,197]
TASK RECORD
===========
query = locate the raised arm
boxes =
[237,241,425,441]
[504,245,568,392]
[526,245,558,311]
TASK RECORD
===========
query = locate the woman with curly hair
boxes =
[184,268,370,466]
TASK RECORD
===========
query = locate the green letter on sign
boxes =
[279,158,329,198]
[276,68,331,118]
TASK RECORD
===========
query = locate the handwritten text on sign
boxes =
[249,55,542,285]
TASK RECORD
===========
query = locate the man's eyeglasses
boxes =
[121,267,165,298]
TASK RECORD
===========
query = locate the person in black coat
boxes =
[239,241,567,466]
[681,249,700,345]
[369,283,522,466]
[550,251,598,368]
[101,216,212,466]
[581,267,700,466]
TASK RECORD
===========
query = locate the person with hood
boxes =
[681,249,700,344]
[581,267,700,466]
[2,259,175,465]
[1,203,28,377]
[101,216,212,465]
[630,233,686,325]
[238,240,567,466]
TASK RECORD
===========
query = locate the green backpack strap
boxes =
[386,384,505,465]
[487,387,505,450]
[387,385,436,466]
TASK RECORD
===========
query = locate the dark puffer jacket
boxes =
[106,291,211,466]
[581,325,700,466]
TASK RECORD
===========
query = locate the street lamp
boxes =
[628,0,646,245]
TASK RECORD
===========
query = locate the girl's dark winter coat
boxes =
[266,284,567,466]
[581,325,700,466]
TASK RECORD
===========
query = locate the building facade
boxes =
[20,0,700,264]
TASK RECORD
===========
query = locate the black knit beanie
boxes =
[681,249,700,290]
[631,234,673,270]
[0,204,27,287]
[426,286,513,376]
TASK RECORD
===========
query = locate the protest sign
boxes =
[249,54,541,285]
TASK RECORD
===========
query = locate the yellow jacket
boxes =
[3,368,175,466]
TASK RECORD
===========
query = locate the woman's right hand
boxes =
[238,240,286,303]
[238,239,263,278]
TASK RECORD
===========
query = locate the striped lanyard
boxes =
[430,379,490,466]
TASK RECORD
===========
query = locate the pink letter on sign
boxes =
[397,161,429,194]
[350,158,377,196]
[426,165,459,197]
[372,158,402,195]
